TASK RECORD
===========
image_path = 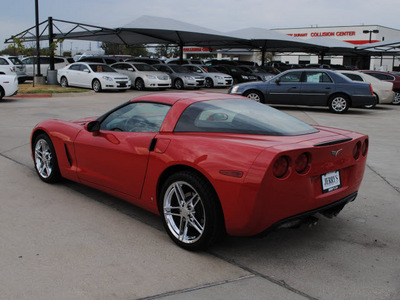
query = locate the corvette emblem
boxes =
[331,149,343,157]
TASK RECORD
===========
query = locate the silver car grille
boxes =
[157,75,169,80]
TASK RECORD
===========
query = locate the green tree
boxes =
[155,44,180,58]
[100,42,148,57]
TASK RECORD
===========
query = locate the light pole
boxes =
[363,29,379,43]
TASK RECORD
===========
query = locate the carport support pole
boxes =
[48,17,54,71]
[261,48,266,66]
[179,43,183,64]
[34,0,41,77]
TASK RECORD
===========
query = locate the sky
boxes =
[1,0,399,53]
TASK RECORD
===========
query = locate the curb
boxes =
[14,91,95,98]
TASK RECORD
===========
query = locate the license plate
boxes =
[321,170,341,193]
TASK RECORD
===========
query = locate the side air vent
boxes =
[64,144,72,166]
[314,138,352,147]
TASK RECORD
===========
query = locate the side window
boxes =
[0,58,8,65]
[105,59,116,64]
[69,64,81,71]
[100,102,171,132]
[343,73,364,82]
[41,57,50,64]
[279,71,302,82]
[112,64,122,70]
[54,58,64,64]
[304,72,333,83]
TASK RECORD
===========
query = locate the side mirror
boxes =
[83,69,90,73]
[275,78,281,85]
[85,120,100,133]
[127,68,134,71]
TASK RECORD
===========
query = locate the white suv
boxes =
[21,56,72,78]
[0,56,28,83]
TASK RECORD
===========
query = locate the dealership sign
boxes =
[183,47,210,53]
[287,31,356,38]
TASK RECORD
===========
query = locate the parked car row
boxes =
[0,56,28,83]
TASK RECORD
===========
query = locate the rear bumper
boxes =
[257,192,358,237]
[351,95,376,107]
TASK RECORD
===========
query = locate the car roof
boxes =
[130,91,242,105]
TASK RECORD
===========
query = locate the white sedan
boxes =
[0,75,18,100]
[111,62,171,90]
[57,62,131,92]
[183,65,233,88]
[338,70,394,108]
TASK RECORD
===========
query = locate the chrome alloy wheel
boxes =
[34,138,54,179]
[246,92,261,102]
[163,181,206,244]
[330,96,348,112]
[393,92,400,105]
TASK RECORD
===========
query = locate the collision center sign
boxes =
[287,31,356,38]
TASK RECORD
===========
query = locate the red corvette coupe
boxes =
[31,92,368,250]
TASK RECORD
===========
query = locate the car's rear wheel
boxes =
[393,91,400,105]
[174,78,184,90]
[244,90,264,103]
[135,78,145,91]
[0,87,4,100]
[329,94,349,113]
[92,79,102,92]
[159,171,224,251]
[205,78,214,88]
[60,76,68,87]
[33,134,61,183]
[364,93,378,109]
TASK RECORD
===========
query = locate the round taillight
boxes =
[295,152,310,174]
[353,141,361,160]
[273,156,290,178]
[362,139,368,156]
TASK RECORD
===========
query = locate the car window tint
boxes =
[105,58,117,64]
[175,99,318,136]
[304,72,333,83]
[100,102,171,132]
[54,58,64,64]
[9,57,23,65]
[279,71,302,82]
[0,58,8,65]
[134,64,157,72]
[342,73,364,82]
[89,64,116,73]
[69,64,81,71]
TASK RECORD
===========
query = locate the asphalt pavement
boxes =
[0,89,399,300]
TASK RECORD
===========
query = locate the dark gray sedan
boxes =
[228,69,376,113]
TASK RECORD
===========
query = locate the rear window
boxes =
[175,99,318,136]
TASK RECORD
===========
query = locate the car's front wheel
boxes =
[60,76,68,87]
[135,78,145,91]
[174,78,184,90]
[329,94,349,113]
[205,78,214,88]
[159,171,224,251]
[244,90,264,103]
[33,134,61,183]
[92,79,102,92]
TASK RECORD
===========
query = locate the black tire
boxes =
[0,87,4,100]
[92,79,102,92]
[135,78,145,91]
[244,90,264,103]
[174,78,184,90]
[33,134,61,183]
[393,91,400,105]
[205,78,214,88]
[60,76,68,88]
[159,171,224,251]
[328,94,349,113]
[364,94,378,109]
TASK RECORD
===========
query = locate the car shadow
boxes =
[270,105,375,115]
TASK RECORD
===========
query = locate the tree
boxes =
[155,44,180,58]
[100,42,148,57]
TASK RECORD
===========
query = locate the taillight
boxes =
[353,141,361,160]
[369,83,374,95]
[295,152,311,174]
[273,156,290,178]
[362,139,369,156]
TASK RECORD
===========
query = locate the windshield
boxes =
[169,65,191,73]
[89,64,117,73]
[175,99,318,136]
[134,64,157,72]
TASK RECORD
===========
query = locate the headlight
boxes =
[241,75,248,79]
[230,85,239,93]
[184,76,195,80]
[215,75,223,79]
[146,75,156,79]
[102,76,113,81]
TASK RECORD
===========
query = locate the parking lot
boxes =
[0,88,399,300]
